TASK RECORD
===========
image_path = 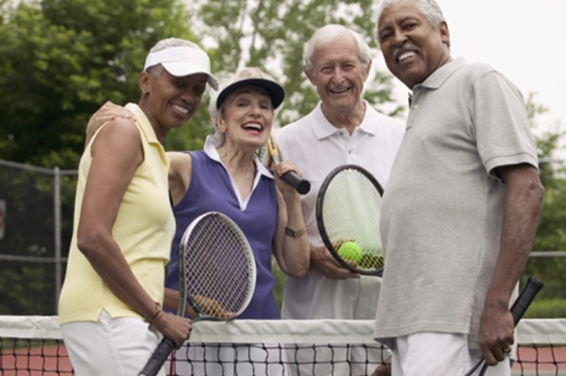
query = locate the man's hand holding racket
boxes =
[464,276,544,376]
[477,300,516,366]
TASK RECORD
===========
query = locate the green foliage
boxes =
[0,0,200,315]
[0,0,198,167]
[271,259,287,310]
[522,93,566,299]
[186,0,404,130]
[524,298,566,319]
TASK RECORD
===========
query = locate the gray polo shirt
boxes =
[374,58,538,349]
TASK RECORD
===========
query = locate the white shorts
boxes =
[391,332,511,376]
[60,310,164,376]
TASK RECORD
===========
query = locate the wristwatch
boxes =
[285,227,306,238]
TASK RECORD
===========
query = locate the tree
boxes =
[0,0,203,315]
[0,0,202,168]
[524,93,566,301]
[184,0,404,129]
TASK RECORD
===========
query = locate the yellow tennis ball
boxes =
[338,241,362,263]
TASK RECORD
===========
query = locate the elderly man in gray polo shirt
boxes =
[373,0,544,375]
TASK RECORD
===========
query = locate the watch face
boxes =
[285,227,305,238]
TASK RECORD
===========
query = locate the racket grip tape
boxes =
[138,337,176,376]
[282,171,311,195]
[510,276,544,325]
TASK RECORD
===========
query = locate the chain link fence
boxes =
[1,158,565,316]
[0,159,77,315]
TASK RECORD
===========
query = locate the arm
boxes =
[77,119,191,348]
[272,160,310,278]
[478,163,544,365]
[167,152,193,206]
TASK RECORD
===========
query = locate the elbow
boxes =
[76,228,106,259]
[284,268,309,279]
[534,180,545,204]
[281,256,310,278]
[287,267,309,279]
[529,178,545,213]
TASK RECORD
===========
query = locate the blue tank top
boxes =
[166,151,280,319]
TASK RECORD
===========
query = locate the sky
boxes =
[372,0,566,143]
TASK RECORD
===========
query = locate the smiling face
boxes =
[217,85,274,152]
[139,69,207,140]
[377,0,451,89]
[305,33,371,115]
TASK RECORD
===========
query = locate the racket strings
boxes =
[182,216,255,318]
[322,169,384,271]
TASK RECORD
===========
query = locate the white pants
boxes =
[391,332,511,376]
[60,310,165,376]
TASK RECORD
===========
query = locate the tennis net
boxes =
[0,316,564,375]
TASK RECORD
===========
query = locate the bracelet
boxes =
[285,227,306,238]
[143,302,161,323]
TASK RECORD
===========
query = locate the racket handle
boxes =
[463,276,544,376]
[282,170,311,195]
[510,276,543,325]
[270,153,310,195]
[138,337,176,376]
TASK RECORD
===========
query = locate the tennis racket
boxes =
[257,133,310,195]
[463,276,544,376]
[138,212,256,376]
[316,164,384,276]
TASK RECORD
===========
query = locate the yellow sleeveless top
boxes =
[59,103,174,324]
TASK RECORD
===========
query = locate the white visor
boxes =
[144,46,218,90]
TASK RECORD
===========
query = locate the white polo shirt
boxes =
[276,101,405,320]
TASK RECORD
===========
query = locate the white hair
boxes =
[303,24,372,75]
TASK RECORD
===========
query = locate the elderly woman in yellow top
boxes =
[58,38,218,376]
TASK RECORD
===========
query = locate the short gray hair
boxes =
[375,0,449,49]
[303,24,372,75]
[145,38,202,78]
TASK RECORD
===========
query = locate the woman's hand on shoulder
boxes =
[85,101,136,147]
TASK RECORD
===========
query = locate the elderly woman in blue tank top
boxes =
[164,67,310,318]
[164,67,309,376]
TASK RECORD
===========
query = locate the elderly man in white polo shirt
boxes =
[276,24,405,376]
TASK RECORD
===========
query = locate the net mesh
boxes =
[1,316,565,375]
